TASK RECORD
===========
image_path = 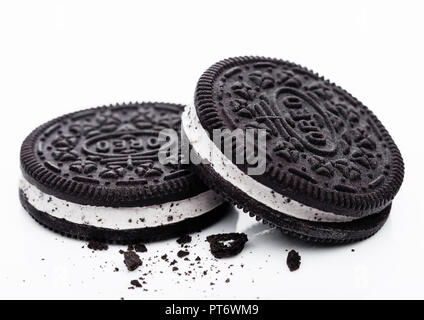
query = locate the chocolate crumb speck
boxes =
[286,250,301,272]
[172,267,178,271]
[87,241,108,251]
[130,280,142,288]
[123,251,142,271]
[134,243,147,253]
[177,250,189,258]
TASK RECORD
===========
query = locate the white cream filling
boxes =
[182,103,358,223]
[19,176,224,230]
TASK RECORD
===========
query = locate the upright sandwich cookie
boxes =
[183,56,404,243]
[20,102,226,243]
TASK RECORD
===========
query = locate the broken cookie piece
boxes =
[286,250,301,271]
[206,233,248,258]
[123,251,142,271]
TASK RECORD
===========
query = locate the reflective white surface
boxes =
[0,0,422,299]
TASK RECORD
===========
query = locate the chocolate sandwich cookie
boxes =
[183,56,404,243]
[20,102,227,243]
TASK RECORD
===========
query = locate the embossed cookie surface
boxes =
[194,57,404,217]
[21,102,206,206]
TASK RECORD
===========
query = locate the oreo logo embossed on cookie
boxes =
[19,102,227,243]
[183,56,404,243]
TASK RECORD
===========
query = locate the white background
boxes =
[0,0,423,299]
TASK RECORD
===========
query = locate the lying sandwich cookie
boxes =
[183,56,404,243]
[20,102,226,243]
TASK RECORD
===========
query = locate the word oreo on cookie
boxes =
[19,102,226,243]
[183,56,404,243]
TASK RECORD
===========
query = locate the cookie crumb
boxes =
[134,243,147,253]
[206,233,248,258]
[87,241,108,251]
[130,280,142,288]
[286,250,301,272]
[123,251,142,271]
[177,250,189,258]
[176,234,192,245]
